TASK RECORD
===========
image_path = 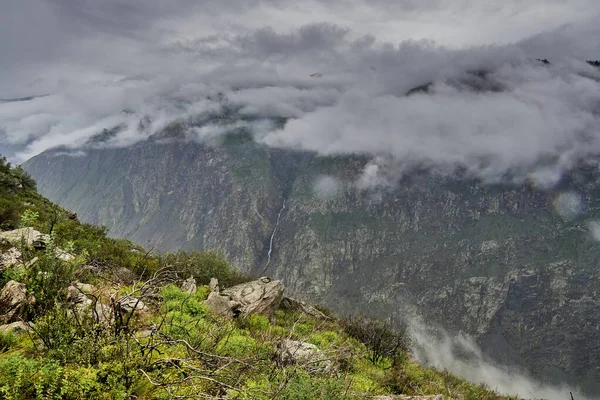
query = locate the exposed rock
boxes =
[23,257,38,268]
[67,283,97,305]
[55,248,75,262]
[32,237,46,250]
[220,277,284,318]
[203,277,284,319]
[67,285,89,305]
[91,303,114,325]
[373,396,444,400]
[117,296,149,312]
[66,284,115,325]
[72,300,113,325]
[209,277,219,293]
[204,292,235,319]
[0,247,21,269]
[0,321,32,334]
[275,339,331,371]
[280,297,329,320]
[75,282,95,293]
[181,276,197,294]
[136,329,154,338]
[0,228,48,248]
[0,280,36,323]
[204,279,236,319]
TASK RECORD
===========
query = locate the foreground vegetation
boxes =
[0,155,519,399]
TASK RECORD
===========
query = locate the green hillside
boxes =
[0,155,519,399]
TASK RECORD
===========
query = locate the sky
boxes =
[1,0,600,187]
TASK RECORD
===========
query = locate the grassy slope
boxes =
[0,155,519,399]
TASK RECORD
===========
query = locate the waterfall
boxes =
[265,199,286,268]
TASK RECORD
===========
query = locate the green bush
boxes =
[25,255,75,313]
[11,165,36,191]
[275,373,345,400]
[341,316,409,365]
[0,331,16,353]
[159,251,252,287]
[0,196,21,230]
[217,331,257,357]
[0,355,64,400]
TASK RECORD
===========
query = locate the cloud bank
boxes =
[0,1,599,188]
[409,319,591,400]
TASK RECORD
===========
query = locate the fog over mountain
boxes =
[1,0,600,185]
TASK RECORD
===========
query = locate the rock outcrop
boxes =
[204,291,235,319]
[373,396,445,400]
[221,277,284,318]
[280,297,329,320]
[117,297,149,312]
[112,267,138,284]
[275,339,331,372]
[0,247,21,270]
[0,228,74,261]
[204,277,284,319]
[67,284,89,305]
[181,276,197,294]
[66,283,116,325]
[0,280,36,323]
[0,228,47,248]
[0,321,32,334]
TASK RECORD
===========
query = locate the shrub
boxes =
[0,196,21,230]
[25,254,75,313]
[159,251,252,287]
[341,316,409,365]
[0,331,16,353]
[217,331,257,357]
[19,209,39,228]
[11,165,37,191]
[247,314,270,332]
[276,373,344,400]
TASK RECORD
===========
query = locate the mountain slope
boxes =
[0,154,523,400]
[24,138,600,395]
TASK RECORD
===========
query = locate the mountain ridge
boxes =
[24,137,600,395]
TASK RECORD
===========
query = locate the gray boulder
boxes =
[204,291,236,319]
[74,282,95,293]
[72,300,113,325]
[117,296,149,312]
[67,285,90,305]
[280,297,329,320]
[0,228,48,248]
[0,247,21,270]
[181,276,197,294]
[275,339,331,372]
[373,396,445,400]
[221,277,284,318]
[0,321,32,334]
[0,280,36,323]
[203,278,237,319]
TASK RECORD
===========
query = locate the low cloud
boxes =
[1,1,600,183]
[313,175,343,199]
[408,318,591,400]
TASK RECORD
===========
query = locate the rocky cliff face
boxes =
[24,139,600,394]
